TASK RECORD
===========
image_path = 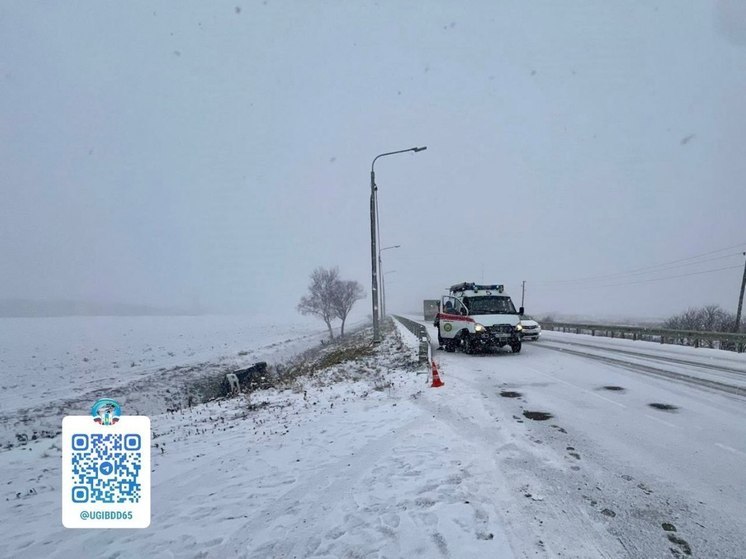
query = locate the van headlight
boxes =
[474,324,486,332]
[515,324,523,332]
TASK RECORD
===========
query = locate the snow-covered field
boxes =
[0,315,339,448]
[0,315,334,410]
[2,316,745,558]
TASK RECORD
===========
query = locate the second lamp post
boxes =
[379,245,400,320]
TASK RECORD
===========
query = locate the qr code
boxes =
[70,433,142,504]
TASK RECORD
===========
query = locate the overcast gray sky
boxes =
[2,1,745,321]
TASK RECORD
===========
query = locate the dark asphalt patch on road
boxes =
[566,446,580,459]
[601,385,625,391]
[667,533,692,556]
[638,482,653,495]
[523,410,553,421]
[500,391,522,398]
[649,403,679,412]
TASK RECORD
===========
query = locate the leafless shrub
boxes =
[663,305,737,333]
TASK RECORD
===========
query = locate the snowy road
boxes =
[419,322,746,557]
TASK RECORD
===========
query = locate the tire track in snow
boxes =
[541,337,746,375]
[533,343,746,398]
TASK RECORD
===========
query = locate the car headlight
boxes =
[474,324,486,332]
[515,324,523,332]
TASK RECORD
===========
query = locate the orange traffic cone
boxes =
[431,360,444,388]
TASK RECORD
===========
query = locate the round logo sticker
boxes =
[443,323,453,332]
[91,398,121,426]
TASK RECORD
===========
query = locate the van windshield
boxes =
[467,296,517,315]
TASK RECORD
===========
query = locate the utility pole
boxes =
[735,252,746,333]
[521,280,526,308]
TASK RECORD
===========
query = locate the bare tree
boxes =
[297,267,340,340]
[332,280,365,337]
[663,305,735,332]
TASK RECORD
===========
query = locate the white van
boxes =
[434,282,524,354]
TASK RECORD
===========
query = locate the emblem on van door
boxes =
[444,323,453,332]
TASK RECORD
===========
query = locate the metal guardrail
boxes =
[543,321,746,353]
[392,315,432,363]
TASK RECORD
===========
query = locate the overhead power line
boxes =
[534,242,746,285]
[535,252,745,286]
[538,264,744,291]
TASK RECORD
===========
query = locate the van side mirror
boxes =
[519,307,525,316]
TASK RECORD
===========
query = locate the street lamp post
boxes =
[379,245,401,321]
[370,146,427,343]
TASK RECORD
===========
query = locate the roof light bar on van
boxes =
[473,284,504,292]
[448,282,505,293]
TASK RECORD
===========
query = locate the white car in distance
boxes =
[520,317,541,341]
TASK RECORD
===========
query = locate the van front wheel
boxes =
[462,333,476,354]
